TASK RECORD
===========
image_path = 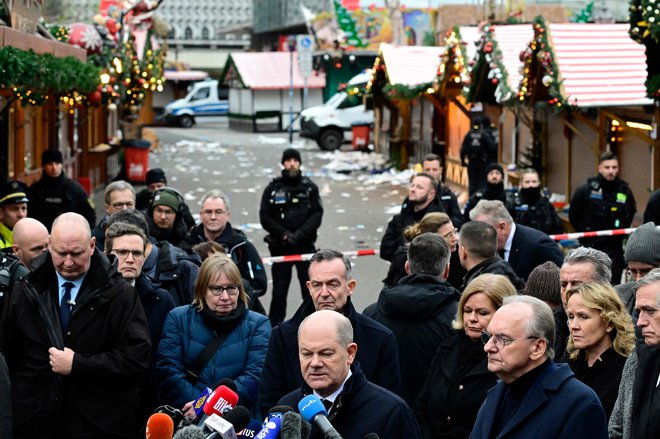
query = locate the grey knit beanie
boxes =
[625,222,660,265]
[523,261,561,305]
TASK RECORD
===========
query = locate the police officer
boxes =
[509,168,563,235]
[260,148,323,325]
[460,115,498,195]
[0,180,29,249]
[569,151,636,284]
[463,163,514,223]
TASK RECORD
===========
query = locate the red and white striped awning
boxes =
[379,43,445,86]
[491,24,534,101]
[164,70,209,81]
[549,23,651,107]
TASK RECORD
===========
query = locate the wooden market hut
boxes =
[517,18,657,212]
[369,43,445,169]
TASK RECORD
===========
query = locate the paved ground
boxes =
[110,118,413,319]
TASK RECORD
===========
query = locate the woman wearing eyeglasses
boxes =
[564,282,635,418]
[414,274,516,439]
[384,212,465,289]
[156,254,271,417]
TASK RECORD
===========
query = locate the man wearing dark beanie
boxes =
[27,149,96,230]
[615,222,660,315]
[136,168,168,211]
[463,162,513,222]
[260,147,323,325]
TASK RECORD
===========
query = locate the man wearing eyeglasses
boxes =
[614,222,660,316]
[182,190,267,312]
[92,180,136,252]
[105,221,174,416]
[471,295,608,439]
[0,212,151,438]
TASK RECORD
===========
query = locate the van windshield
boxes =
[190,87,210,101]
[326,92,347,107]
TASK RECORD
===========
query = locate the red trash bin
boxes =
[351,123,371,151]
[122,139,151,182]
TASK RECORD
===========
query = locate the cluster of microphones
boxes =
[144,379,380,439]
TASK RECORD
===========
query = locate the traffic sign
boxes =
[296,35,314,78]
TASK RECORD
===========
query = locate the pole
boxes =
[303,77,308,112]
[288,36,296,145]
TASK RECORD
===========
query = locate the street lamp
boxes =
[287,35,296,145]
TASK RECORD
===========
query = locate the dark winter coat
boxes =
[469,362,608,439]
[1,249,151,439]
[507,224,564,281]
[278,363,421,439]
[363,273,459,405]
[258,297,401,416]
[259,171,323,255]
[463,256,526,292]
[508,191,563,235]
[0,352,11,439]
[415,331,498,439]
[142,241,200,307]
[27,172,96,230]
[380,197,447,262]
[643,188,660,224]
[156,304,271,411]
[566,348,628,419]
[181,223,267,298]
[463,184,513,223]
[569,175,636,248]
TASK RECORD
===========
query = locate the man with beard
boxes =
[463,163,513,223]
[260,148,323,325]
[27,149,96,230]
[569,152,636,284]
[508,169,563,235]
[380,173,444,262]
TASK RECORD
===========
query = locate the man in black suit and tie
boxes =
[469,200,564,280]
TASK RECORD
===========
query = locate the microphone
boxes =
[237,419,262,437]
[173,425,206,439]
[192,388,214,418]
[298,395,342,439]
[280,411,311,439]
[197,385,239,427]
[253,416,282,439]
[146,412,175,439]
[203,406,251,439]
[266,404,295,424]
[364,435,380,439]
[215,377,238,393]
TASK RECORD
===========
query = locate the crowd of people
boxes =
[0,142,659,439]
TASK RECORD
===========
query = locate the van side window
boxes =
[337,94,361,109]
[218,87,229,100]
[191,87,210,101]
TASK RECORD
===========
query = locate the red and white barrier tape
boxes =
[262,249,379,265]
[262,226,654,264]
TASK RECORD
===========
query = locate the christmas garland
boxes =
[437,26,470,88]
[463,24,514,104]
[382,82,433,101]
[517,16,566,112]
[0,46,100,106]
[628,0,660,42]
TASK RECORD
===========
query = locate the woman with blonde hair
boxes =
[415,274,517,438]
[384,212,465,288]
[157,254,271,416]
[564,282,635,418]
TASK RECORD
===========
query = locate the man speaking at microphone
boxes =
[0,212,151,439]
[278,310,420,439]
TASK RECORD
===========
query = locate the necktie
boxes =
[321,399,333,414]
[60,282,75,330]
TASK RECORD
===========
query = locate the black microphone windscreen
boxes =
[215,377,238,393]
[172,425,206,439]
[223,406,251,432]
[280,411,302,439]
[363,434,380,439]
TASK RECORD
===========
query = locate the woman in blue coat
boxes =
[156,254,271,415]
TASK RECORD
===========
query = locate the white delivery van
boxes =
[163,79,229,128]
[298,72,374,150]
